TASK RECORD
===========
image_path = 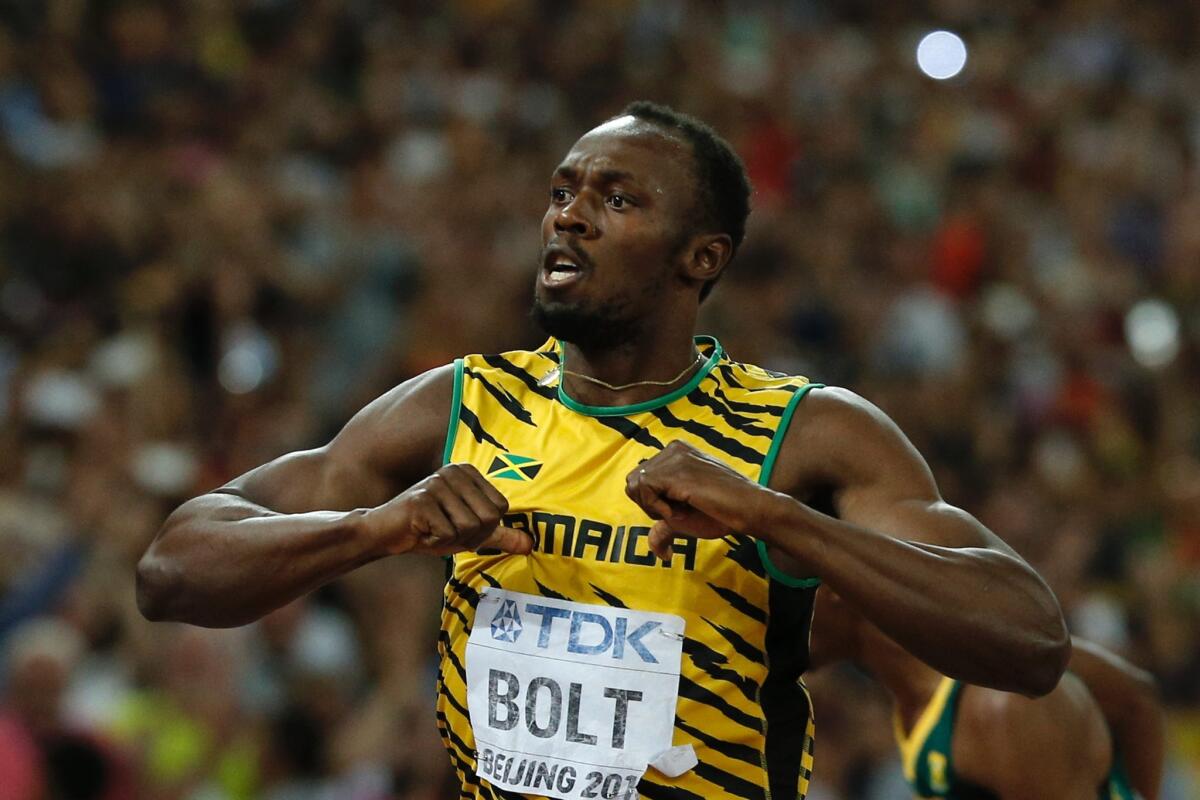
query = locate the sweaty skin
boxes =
[138,115,1069,697]
[808,588,1165,800]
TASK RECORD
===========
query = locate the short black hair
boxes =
[617,101,752,301]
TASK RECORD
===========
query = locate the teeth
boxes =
[545,265,581,286]
[543,251,582,285]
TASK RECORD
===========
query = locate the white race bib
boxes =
[466,588,685,800]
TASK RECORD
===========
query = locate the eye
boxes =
[551,187,573,204]
[607,194,631,210]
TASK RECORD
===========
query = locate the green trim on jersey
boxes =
[755,540,821,588]
[442,358,464,466]
[895,676,963,798]
[756,382,824,588]
[555,336,724,416]
[439,339,818,799]
[1104,754,1138,800]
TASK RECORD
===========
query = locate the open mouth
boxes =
[544,258,582,287]
[540,245,588,288]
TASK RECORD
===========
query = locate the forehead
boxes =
[555,116,695,189]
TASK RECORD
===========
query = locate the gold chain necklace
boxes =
[539,352,705,391]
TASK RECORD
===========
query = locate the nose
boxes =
[554,196,595,238]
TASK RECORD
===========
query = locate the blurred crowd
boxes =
[0,1,1197,798]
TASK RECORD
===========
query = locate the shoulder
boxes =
[765,383,937,497]
[785,385,910,448]
[954,675,1107,795]
[710,352,806,398]
[705,356,814,430]
[329,363,459,482]
[460,340,561,389]
[951,684,1037,791]
[955,682,1036,742]
[359,337,559,432]
[713,357,810,393]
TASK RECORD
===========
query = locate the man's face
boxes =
[533,116,697,349]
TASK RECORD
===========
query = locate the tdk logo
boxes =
[489,599,523,643]
[518,603,660,663]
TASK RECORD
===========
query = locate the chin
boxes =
[530,296,639,350]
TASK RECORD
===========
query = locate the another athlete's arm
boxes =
[1068,638,1165,799]
[626,387,1069,696]
[137,366,530,628]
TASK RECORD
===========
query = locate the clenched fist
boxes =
[363,463,532,556]
[624,440,778,560]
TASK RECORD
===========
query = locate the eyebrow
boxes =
[553,166,637,185]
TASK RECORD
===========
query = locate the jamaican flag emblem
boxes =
[486,453,543,482]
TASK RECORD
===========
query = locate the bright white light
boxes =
[218,324,278,395]
[218,347,264,394]
[132,443,199,497]
[916,31,967,80]
[1125,299,1180,369]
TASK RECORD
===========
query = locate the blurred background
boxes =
[0,0,1197,798]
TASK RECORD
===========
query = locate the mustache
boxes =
[538,239,594,272]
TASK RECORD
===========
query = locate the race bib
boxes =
[466,588,685,800]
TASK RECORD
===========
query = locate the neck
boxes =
[853,623,945,734]
[559,327,703,408]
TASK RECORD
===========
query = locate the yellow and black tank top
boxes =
[437,336,821,800]
[894,677,1138,800]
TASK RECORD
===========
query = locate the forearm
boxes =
[761,494,1069,695]
[136,492,381,628]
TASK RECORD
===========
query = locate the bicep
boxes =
[219,447,388,514]
[221,364,456,514]
[848,499,1020,563]
[779,387,1015,554]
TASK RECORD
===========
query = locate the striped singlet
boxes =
[436,336,821,800]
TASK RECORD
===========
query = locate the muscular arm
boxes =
[765,388,1069,694]
[137,366,529,628]
[627,387,1069,696]
[1069,638,1165,799]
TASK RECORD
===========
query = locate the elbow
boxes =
[135,550,177,622]
[136,505,202,623]
[1003,557,1071,697]
[1023,636,1071,698]
[1018,615,1072,698]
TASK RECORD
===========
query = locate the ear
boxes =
[678,233,733,288]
